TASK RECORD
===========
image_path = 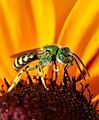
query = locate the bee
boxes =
[7,45,90,92]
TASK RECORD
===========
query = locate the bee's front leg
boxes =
[7,65,38,92]
[61,64,69,86]
[54,63,59,73]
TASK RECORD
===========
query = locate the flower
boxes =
[0,0,99,119]
[0,71,98,120]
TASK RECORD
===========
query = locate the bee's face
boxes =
[57,47,74,64]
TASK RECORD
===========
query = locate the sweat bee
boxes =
[7,45,90,92]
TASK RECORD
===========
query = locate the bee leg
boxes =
[7,69,24,92]
[61,64,68,86]
[54,65,59,73]
[7,65,38,92]
[25,65,38,72]
[38,65,49,90]
[53,61,59,81]
[54,61,59,73]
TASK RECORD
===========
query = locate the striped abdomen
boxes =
[13,53,37,71]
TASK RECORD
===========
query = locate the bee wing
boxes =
[10,47,44,58]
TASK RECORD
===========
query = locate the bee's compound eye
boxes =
[60,54,65,60]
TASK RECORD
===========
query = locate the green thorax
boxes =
[38,45,59,65]
[43,45,59,55]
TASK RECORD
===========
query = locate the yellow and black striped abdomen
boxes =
[13,53,37,71]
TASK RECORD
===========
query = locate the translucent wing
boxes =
[10,47,44,58]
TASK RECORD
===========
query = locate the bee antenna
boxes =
[73,57,86,80]
[73,53,90,77]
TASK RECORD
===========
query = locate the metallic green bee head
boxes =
[57,47,74,64]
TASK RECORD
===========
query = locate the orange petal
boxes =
[58,0,99,53]
[53,0,77,42]
[81,29,99,65]
[77,75,99,98]
[31,0,55,46]
[92,94,99,103]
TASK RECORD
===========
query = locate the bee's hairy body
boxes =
[13,45,73,71]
